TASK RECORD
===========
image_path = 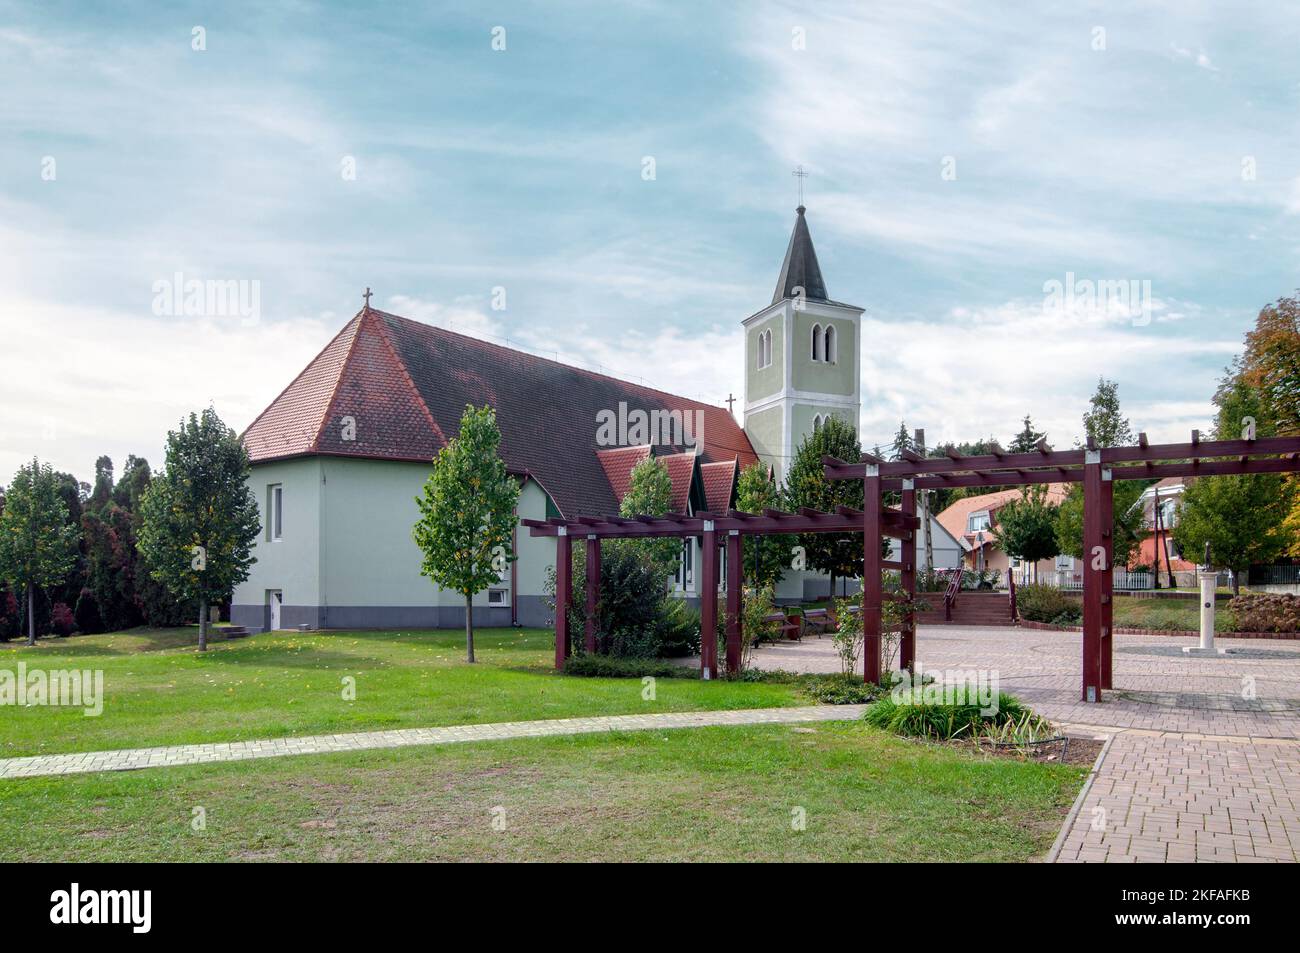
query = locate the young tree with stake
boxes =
[0,458,79,645]
[413,404,520,663]
[137,409,260,651]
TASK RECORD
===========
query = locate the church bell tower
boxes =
[742,206,862,483]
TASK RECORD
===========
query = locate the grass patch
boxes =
[1113,599,1236,632]
[0,627,801,758]
[0,722,1086,862]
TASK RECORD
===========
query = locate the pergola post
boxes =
[863,464,882,684]
[584,535,600,654]
[1100,469,1114,690]
[725,531,742,675]
[900,479,916,672]
[554,529,571,669]
[700,521,718,679]
[1081,454,1103,701]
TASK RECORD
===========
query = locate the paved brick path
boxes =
[750,625,1300,862]
[1054,732,1300,863]
[0,704,866,780]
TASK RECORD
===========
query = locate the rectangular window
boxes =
[676,539,694,590]
[268,484,283,541]
[488,588,508,606]
[967,512,990,533]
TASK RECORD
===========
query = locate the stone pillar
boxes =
[1184,569,1226,656]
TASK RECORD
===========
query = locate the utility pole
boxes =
[915,428,933,575]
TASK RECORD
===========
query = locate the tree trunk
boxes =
[1231,571,1240,597]
[26,582,35,646]
[198,596,208,652]
[829,570,836,603]
[464,593,476,663]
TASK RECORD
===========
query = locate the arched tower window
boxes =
[824,324,836,364]
[812,414,823,431]
[811,323,823,362]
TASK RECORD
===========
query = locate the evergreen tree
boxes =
[1007,415,1046,453]
[1080,377,1134,448]
[412,404,521,662]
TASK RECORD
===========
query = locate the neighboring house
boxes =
[936,484,1071,581]
[1130,477,1198,584]
[232,204,872,631]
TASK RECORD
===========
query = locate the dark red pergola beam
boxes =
[825,451,1300,489]
[523,507,919,539]
[824,434,1300,481]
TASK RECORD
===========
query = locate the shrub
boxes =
[864,690,1031,740]
[562,655,689,679]
[1016,583,1081,623]
[49,601,75,636]
[831,597,863,676]
[654,596,702,658]
[1229,593,1300,633]
[802,673,884,705]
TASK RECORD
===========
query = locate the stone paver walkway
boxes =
[0,704,866,780]
[1054,732,1300,862]
[746,625,1300,862]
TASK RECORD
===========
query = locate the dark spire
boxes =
[771,206,828,305]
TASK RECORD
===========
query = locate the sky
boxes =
[3,0,1300,484]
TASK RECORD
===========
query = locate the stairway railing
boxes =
[942,568,962,622]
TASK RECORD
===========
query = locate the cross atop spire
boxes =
[792,165,809,207]
[363,287,373,310]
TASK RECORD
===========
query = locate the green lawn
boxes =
[1113,597,1237,632]
[0,721,1087,862]
[0,627,799,758]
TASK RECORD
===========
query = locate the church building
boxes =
[231,207,929,632]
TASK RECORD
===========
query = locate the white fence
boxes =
[1014,568,1154,590]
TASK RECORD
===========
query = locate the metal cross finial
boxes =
[363,287,373,309]
[726,393,736,414]
[792,165,809,206]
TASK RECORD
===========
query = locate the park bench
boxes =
[762,610,804,642]
[802,607,834,638]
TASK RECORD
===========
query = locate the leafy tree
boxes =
[783,415,865,596]
[1007,415,1046,453]
[991,484,1060,580]
[1231,295,1300,552]
[0,459,80,645]
[412,404,521,663]
[1080,377,1134,448]
[138,408,261,651]
[1175,476,1295,594]
[735,461,788,588]
[1173,376,1297,593]
[1055,480,1146,570]
[616,456,678,581]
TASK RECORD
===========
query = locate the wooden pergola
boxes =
[523,507,920,679]
[824,432,1300,702]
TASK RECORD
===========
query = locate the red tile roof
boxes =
[658,450,697,513]
[700,459,738,513]
[242,308,759,517]
[595,445,651,504]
